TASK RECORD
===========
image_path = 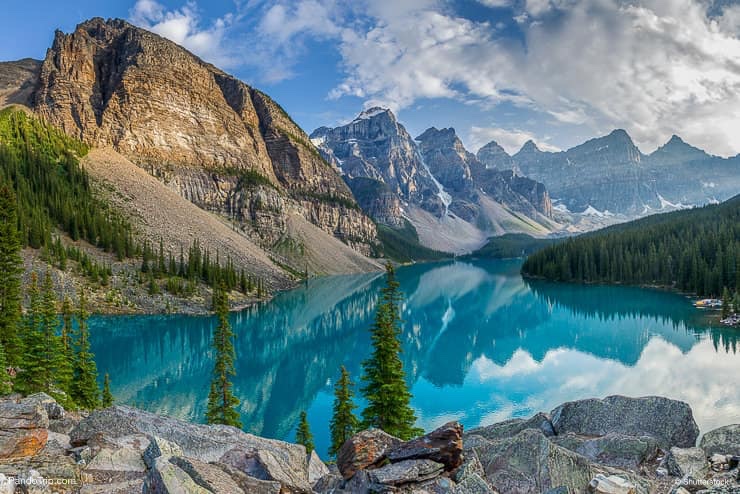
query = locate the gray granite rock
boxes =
[368,459,444,486]
[466,412,554,441]
[70,406,312,492]
[551,432,659,469]
[664,447,709,478]
[700,425,740,456]
[550,395,699,449]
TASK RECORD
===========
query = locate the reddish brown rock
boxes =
[337,429,402,480]
[0,401,49,458]
[386,421,464,471]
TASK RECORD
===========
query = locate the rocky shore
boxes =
[0,393,738,493]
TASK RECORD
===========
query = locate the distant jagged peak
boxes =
[657,134,705,152]
[477,140,510,157]
[650,133,711,161]
[667,134,685,145]
[353,106,394,122]
[415,126,460,145]
[515,139,542,156]
[607,128,632,140]
[567,129,641,160]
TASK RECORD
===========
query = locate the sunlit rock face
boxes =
[31,17,378,254]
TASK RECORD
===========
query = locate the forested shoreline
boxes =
[522,195,740,300]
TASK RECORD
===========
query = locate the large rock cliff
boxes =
[30,18,377,261]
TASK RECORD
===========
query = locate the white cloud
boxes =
[470,126,561,154]
[129,0,234,68]
[322,0,740,156]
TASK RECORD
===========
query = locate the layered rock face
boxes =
[492,130,740,215]
[30,18,377,257]
[313,110,555,253]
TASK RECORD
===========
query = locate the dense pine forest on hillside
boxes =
[522,195,740,297]
[0,108,135,258]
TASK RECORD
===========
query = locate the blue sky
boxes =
[2,0,740,156]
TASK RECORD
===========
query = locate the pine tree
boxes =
[205,284,241,427]
[295,411,314,453]
[722,287,731,319]
[101,373,114,407]
[18,273,43,394]
[0,185,23,367]
[37,272,71,404]
[0,343,11,395]
[72,290,100,409]
[361,262,422,440]
[329,366,359,457]
[61,296,73,355]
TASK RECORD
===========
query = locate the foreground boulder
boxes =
[550,432,659,469]
[385,421,463,471]
[466,428,596,493]
[466,412,554,441]
[332,422,464,492]
[588,474,636,494]
[369,459,445,486]
[550,395,699,449]
[664,447,709,478]
[700,425,740,456]
[70,405,314,492]
[0,398,49,458]
[336,428,402,479]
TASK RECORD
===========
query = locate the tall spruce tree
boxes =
[329,365,359,457]
[0,185,23,367]
[721,287,731,319]
[60,296,74,357]
[101,373,113,407]
[205,284,241,427]
[0,343,11,395]
[72,290,100,409]
[361,262,422,440]
[295,411,314,453]
[18,273,43,394]
[38,273,71,403]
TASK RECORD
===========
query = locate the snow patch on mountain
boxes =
[581,205,615,218]
[417,151,452,216]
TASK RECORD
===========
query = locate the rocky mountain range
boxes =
[312,109,558,253]
[0,18,381,283]
[482,130,740,215]
[2,17,737,265]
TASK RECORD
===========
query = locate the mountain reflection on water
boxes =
[90,259,740,456]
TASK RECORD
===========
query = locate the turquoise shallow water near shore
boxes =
[88,259,740,457]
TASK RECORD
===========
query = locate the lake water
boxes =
[89,259,740,457]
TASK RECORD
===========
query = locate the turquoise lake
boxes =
[88,259,740,457]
